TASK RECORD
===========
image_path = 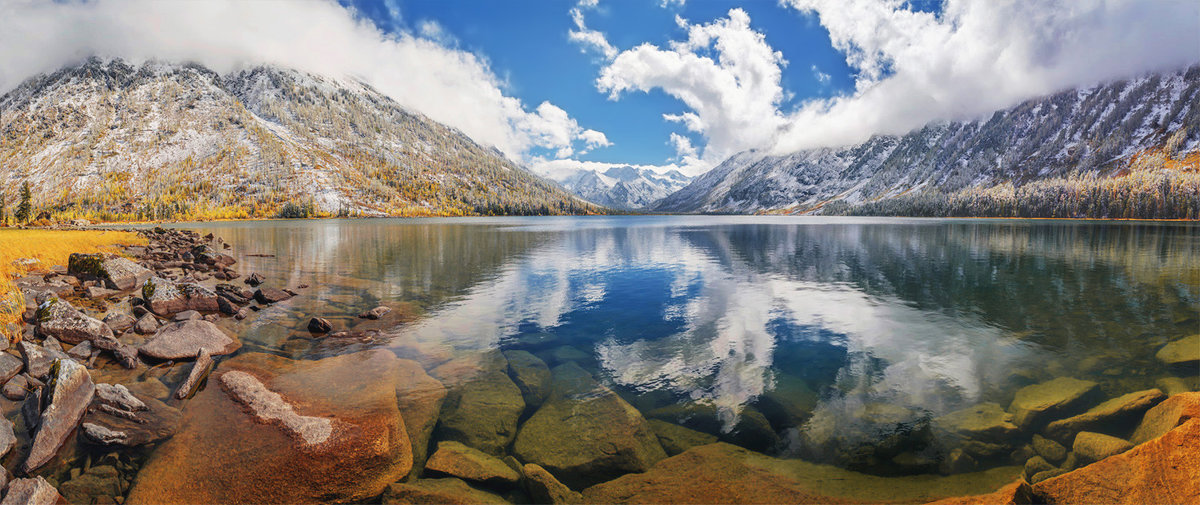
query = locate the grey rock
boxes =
[173,310,201,321]
[34,297,115,345]
[82,390,181,447]
[101,256,153,291]
[85,286,119,299]
[139,320,240,360]
[174,348,214,400]
[3,374,33,400]
[95,383,148,412]
[254,287,292,304]
[18,340,70,379]
[220,370,333,446]
[0,352,25,384]
[143,277,219,315]
[1,477,66,505]
[66,341,95,361]
[0,418,15,459]
[244,272,265,286]
[81,422,128,445]
[23,359,96,473]
[101,312,137,332]
[359,306,390,319]
[307,317,332,334]
[133,313,160,334]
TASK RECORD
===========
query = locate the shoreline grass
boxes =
[0,229,147,341]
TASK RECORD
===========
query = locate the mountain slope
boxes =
[554,165,691,209]
[0,58,600,220]
[655,66,1200,218]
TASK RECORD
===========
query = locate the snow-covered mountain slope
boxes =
[654,66,1200,217]
[0,58,598,219]
[554,165,691,209]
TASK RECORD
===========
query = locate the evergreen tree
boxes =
[15,182,31,223]
[0,190,5,226]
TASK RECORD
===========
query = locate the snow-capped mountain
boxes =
[655,66,1200,216]
[554,165,691,209]
[0,58,597,219]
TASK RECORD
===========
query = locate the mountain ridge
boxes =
[0,57,601,220]
[654,65,1200,219]
[553,165,691,210]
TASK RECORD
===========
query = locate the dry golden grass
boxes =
[0,229,146,341]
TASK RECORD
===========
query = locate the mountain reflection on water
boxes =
[175,216,1199,471]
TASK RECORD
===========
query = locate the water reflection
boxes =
[174,216,1199,472]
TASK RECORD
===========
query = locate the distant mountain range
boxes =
[552,166,691,210]
[0,58,598,220]
[655,66,1200,219]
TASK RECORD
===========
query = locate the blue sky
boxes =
[341,0,861,170]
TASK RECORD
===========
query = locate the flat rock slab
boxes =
[1033,419,1200,504]
[23,359,96,473]
[1156,334,1199,366]
[139,320,240,360]
[1044,389,1165,443]
[1008,378,1099,430]
[425,441,520,486]
[934,402,1019,442]
[513,362,666,489]
[126,350,413,505]
[0,352,25,384]
[254,288,292,304]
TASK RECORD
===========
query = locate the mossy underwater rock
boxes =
[424,441,520,486]
[648,419,718,456]
[503,350,551,408]
[394,358,447,480]
[381,478,508,505]
[436,369,525,456]
[1007,377,1099,430]
[1156,334,1200,367]
[1043,389,1165,443]
[513,362,666,489]
[126,350,413,504]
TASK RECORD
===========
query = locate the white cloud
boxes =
[530,158,685,181]
[596,9,788,176]
[810,64,831,84]
[773,0,1200,152]
[659,0,686,8]
[669,133,698,159]
[0,0,607,164]
[568,4,618,60]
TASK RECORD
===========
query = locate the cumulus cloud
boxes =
[597,9,788,175]
[0,0,607,163]
[810,64,831,84]
[773,0,1200,152]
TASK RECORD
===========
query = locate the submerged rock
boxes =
[1043,389,1165,443]
[81,386,180,447]
[437,369,525,456]
[513,362,666,489]
[381,478,507,505]
[23,359,96,473]
[254,287,292,304]
[174,348,215,400]
[1,477,67,505]
[425,441,521,486]
[1129,391,1200,445]
[504,350,551,408]
[138,320,240,360]
[1032,419,1200,504]
[1071,431,1132,464]
[394,358,447,480]
[1007,378,1099,430]
[307,317,332,334]
[1030,435,1067,464]
[359,306,390,320]
[126,350,413,504]
[59,465,124,505]
[648,419,718,456]
[934,403,1020,442]
[523,463,582,505]
[1155,334,1199,367]
[581,443,1021,505]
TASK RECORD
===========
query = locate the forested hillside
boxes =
[0,58,600,221]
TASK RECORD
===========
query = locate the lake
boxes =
[130,216,1199,500]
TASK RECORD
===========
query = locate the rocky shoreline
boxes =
[0,226,1196,504]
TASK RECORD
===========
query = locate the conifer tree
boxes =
[15,182,31,223]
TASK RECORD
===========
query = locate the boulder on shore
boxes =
[35,297,115,345]
[1,476,67,505]
[23,359,96,473]
[513,362,666,489]
[68,253,152,291]
[138,320,240,360]
[142,277,219,316]
[126,350,413,505]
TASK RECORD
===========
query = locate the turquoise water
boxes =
[162,216,1199,476]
